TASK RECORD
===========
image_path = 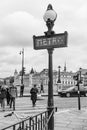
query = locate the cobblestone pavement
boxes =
[55,109,87,130]
[0,97,47,129]
[1,96,87,130]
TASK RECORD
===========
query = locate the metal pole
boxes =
[57,66,61,83]
[78,82,81,110]
[45,16,54,130]
[43,5,57,130]
[78,68,82,110]
[21,48,24,84]
[57,66,61,93]
[20,48,24,97]
[48,48,54,130]
[77,73,81,110]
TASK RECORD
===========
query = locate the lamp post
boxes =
[73,68,82,110]
[57,66,61,83]
[20,48,24,85]
[57,66,61,92]
[43,4,57,130]
[79,68,82,83]
[78,67,82,110]
[33,4,68,130]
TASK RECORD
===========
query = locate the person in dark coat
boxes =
[20,84,24,97]
[1,86,7,111]
[40,83,44,93]
[6,88,11,106]
[30,84,38,107]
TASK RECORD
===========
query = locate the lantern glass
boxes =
[43,5,57,22]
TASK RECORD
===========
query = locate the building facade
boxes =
[14,67,76,93]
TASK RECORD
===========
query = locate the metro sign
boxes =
[33,31,68,50]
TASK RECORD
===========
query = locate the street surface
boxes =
[54,96,87,109]
[0,96,87,129]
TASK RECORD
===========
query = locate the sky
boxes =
[0,0,87,78]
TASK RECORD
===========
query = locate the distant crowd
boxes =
[0,80,44,111]
[0,80,17,111]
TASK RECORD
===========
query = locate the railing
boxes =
[1,107,57,130]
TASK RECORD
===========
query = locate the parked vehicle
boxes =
[58,86,87,97]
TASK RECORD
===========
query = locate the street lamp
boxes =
[19,48,24,96]
[57,66,61,83]
[20,48,24,84]
[43,4,57,130]
[78,67,82,110]
[79,68,82,83]
[43,4,57,36]
[57,66,61,93]
[73,67,82,110]
[33,4,68,130]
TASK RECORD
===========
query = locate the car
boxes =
[58,86,87,97]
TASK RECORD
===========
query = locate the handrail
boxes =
[1,107,57,130]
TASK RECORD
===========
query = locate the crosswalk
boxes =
[0,96,47,129]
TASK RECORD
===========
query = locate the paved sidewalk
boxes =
[55,109,87,130]
[0,97,87,130]
[1,109,87,130]
[0,97,47,129]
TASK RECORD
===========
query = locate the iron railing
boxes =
[1,107,57,130]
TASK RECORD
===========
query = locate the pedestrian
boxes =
[0,85,1,91]
[6,88,11,106]
[30,84,38,107]
[9,81,17,111]
[1,85,7,111]
[20,84,24,97]
[40,83,44,93]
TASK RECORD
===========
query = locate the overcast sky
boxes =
[0,0,87,78]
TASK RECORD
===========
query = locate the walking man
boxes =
[20,84,24,97]
[30,84,38,107]
[40,83,44,93]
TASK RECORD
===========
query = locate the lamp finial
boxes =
[47,4,53,10]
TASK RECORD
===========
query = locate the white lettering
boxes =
[47,38,52,45]
[52,37,57,45]
[36,39,42,46]
[35,35,65,48]
[42,39,47,46]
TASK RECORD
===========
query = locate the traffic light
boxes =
[79,77,83,84]
[73,74,79,81]
[73,73,83,86]
[19,67,26,76]
[22,67,26,75]
[73,74,79,86]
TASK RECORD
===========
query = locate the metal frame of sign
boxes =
[33,31,68,50]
